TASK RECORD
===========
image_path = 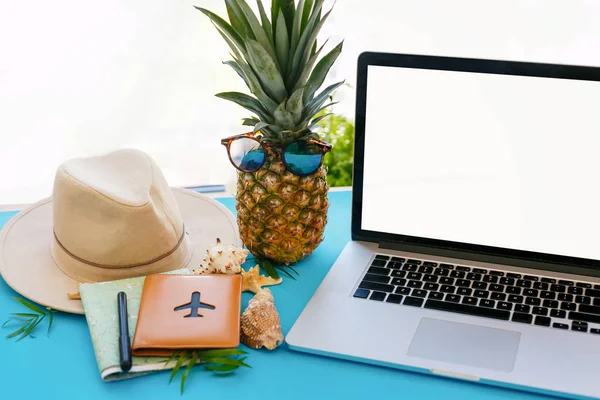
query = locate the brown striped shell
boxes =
[240,289,284,350]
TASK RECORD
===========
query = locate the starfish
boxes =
[241,265,282,293]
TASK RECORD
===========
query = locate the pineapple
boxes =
[197,0,344,265]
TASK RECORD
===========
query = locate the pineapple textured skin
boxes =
[236,155,329,264]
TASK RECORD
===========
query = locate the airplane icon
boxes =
[174,292,215,318]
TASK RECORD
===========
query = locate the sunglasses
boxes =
[221,133,332,176]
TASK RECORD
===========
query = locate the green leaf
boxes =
[311,112,332,124]
[271,0,280,37]
[260,259,280,279]
[309,112,332,129]
[274,11,290,78]
[216,92,273,123]
[18,315,44,341]
[203,357,251,368]
[305,80,344,118]
[6,322,29,339]
[170,350,191,383]
[213,25,245,63]
[10,313,38,318]
[197,348,248,357]
[275,266,295,279]
[47,311,54,335]
[286,87,304,124]
[303,41,344,103]
[164,350,181,369]
[234,57,279,112]
[256,0,273,44]
[301,0,315,31]
[13,297,45,314]
[225,1,254,40]
[293,39,328,92]
[204,364,240,374]
[223,61,250,87]
[310,101,338,118]
[223,60,250,88]
[290,0,306,56]
[245,39,288,103]
[309,6,321,58]
[287,265,300,275]
[274,100,295,130]
[234,0,276,58]
[277,0,295,38]
[243,117,260,127]
[180,352,198,395]
[195,7,246,52]
[287,0,327,87]
[2,319,15,328]
[290,2,332,87]
[253,121,272,133]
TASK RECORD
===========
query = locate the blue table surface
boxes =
[0,191,548,400]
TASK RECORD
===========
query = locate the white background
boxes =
[1,0,600,204]
[362,65,600,260]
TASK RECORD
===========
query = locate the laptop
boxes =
[286,52,600,399]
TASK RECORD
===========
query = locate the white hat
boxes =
[0,149,240,314]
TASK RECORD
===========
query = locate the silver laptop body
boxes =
[286,53,600,399]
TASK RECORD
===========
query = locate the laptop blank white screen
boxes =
[361,64,600,261]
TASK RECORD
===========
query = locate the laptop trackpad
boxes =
[406,318,520,372]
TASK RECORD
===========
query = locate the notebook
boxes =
[79,270,191,381]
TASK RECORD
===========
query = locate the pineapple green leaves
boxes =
[196,0,344,145]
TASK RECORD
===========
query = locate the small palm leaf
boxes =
[204,364,239,374]
[180,351,198,394]
[197,349,248,357]
[4,297,56,341]
[169,350,191,383]
[13,297,45,314]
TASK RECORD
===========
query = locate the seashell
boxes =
[193,238,249,275]
[240,288,284,350]
[241,265,282,293]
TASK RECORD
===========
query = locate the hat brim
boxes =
[0,188,241,314]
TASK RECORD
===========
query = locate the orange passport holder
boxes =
[132,274,242,357]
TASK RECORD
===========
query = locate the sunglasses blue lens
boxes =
[230,137,265,171]
[283,141,323,175]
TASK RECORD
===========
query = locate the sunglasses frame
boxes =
[221,132,332,176]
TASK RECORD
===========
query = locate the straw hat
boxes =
[0,149,241,314]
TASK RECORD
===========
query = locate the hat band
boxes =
[52,227,187,269]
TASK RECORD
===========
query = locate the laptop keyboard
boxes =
[354,254,600,335]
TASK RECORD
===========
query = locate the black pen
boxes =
[117,291,132,372]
